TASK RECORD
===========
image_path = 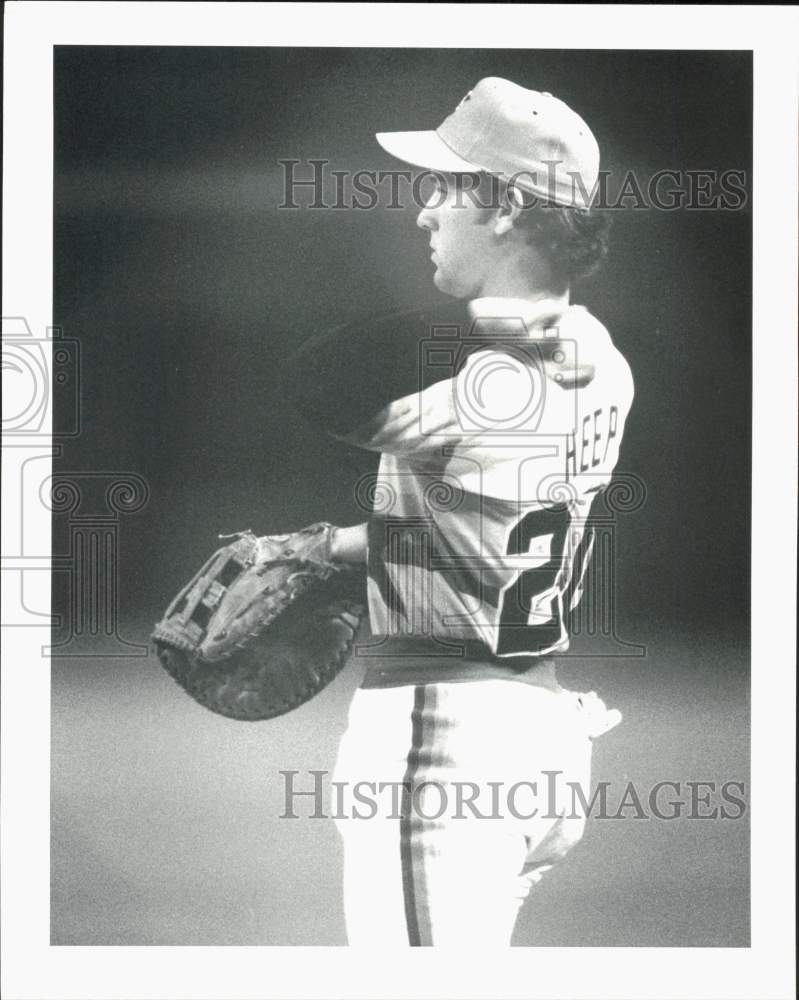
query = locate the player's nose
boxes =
[416,195,438,231]
[416,205,436,231]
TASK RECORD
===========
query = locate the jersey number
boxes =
[496,505,592,656]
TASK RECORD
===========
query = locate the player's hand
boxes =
[330,523,368,564]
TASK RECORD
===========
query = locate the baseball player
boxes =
[283,77,634,946]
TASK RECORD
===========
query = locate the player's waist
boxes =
[354,636,560,690]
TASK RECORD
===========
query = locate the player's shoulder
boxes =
[563,305,635,401]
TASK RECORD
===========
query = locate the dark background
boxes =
[52,47,751,946]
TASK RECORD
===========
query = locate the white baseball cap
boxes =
[376,77,600,209]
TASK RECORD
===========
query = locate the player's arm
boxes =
[332,376,462,454]
[280,306,554,461]
[279,309,466,562]
[335,345,541,458]
[277,303,468,439]
[325,314,566,458]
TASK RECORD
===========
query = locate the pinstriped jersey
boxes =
[349,296,635,658]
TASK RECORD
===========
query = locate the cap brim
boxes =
[375,129,479,173]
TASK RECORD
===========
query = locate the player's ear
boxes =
[492,182,524,237]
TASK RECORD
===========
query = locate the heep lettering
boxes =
[565,405,618,480]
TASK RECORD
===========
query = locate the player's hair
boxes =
[474,173,612,287]
[513,198,612,286]
[503,178,611,285]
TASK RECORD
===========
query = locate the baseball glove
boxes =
[152,523,366,721]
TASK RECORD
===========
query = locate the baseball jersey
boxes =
[283,296,634,660]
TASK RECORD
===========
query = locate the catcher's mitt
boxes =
[152,522,366,721]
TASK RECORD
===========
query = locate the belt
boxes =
[353,636,561,691]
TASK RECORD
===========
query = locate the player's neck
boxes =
[477,254,569,305]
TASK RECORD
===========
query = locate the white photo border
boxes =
[2,3,796,999]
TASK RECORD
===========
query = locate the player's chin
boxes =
[432,268,470,300]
